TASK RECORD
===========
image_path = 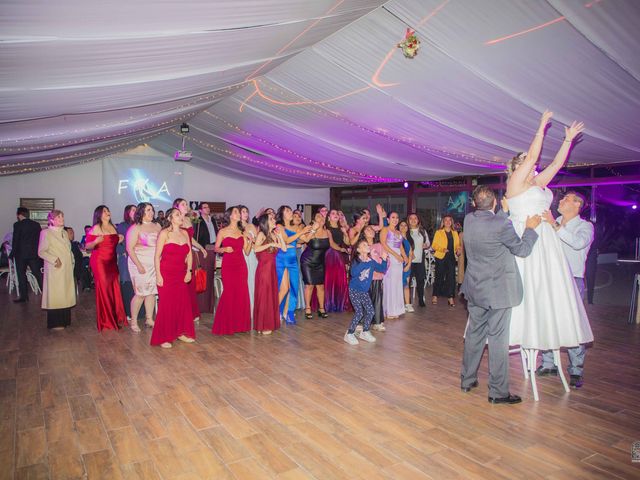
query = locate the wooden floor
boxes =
[1,288,639,480]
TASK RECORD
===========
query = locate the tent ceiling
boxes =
[1,0,639,184]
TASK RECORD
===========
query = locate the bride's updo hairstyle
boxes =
[506,152,529,178]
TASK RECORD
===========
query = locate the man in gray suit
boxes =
[460,186,540,404]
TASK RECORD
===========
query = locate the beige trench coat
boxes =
[38,227,76,309]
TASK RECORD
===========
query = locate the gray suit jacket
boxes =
[461,210,538,310]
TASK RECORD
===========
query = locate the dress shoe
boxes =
[535,366,558,376]
[569,375,583,388]
[488,393,522,405]
[13,298,27,303]
[461,380,479,393]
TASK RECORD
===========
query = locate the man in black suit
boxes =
[11,207,43,302]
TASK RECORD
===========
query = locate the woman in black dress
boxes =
[299,212,341,319]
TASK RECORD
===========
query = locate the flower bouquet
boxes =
[398,28,420,59]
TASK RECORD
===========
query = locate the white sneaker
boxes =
[359,331,376,343]
[355,324,364,334]
[178,335,195,343]
[372,323,386,332]
[405,304,415,313]
[344,332,359,345]
[160,342,172,349]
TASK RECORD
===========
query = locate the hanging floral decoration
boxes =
[398,28,420,58]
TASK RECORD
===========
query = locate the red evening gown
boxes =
[184,226,201,320]
[87,234,127,331]
[212,236,250,335]
[151,243,195,345]
[253,247,280,332]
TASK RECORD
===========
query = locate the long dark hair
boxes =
[407,212,427,243]
[134,202,154,225]
[92,205,113,227]
[400,221,414,252]
[351,238,369,265]
[276,205,291,227]
[224,206,244,233]
[123,204,136,225]
[257,213,273,242]
[161,208,179,230]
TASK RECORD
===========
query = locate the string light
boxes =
[172,130,394,184]
[0,83,245,152]
[0,132,162,176]
[202,111,400,182]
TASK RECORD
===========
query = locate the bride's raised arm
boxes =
[534,121,585,189]
[506,110,553,197]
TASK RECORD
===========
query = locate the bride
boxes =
[505,110,593,350]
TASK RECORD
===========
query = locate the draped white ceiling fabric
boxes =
[1,0,639,184]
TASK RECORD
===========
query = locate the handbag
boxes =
[193,249,207,293]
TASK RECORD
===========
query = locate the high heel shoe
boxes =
[145,318,155,328]
[304,309,313,319]
[448,299,455,308]
[130,321,141,334]
[317,309,329,319]
[286,312,297,325]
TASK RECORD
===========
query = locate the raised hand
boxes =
[525,214,542,230]
[539,109,553,129]
[564,121,585,142]
[542,210,555,225]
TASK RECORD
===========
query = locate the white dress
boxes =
[244,249,258,319]
[507,187,593,349]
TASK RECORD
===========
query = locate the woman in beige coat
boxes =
[39,210,76,329]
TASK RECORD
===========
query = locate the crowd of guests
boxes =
[10,199,480,346]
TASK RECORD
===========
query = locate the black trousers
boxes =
[433,256,456,298]
[410,262,426,306]
[15,257,43,299]
[369,279,384,325]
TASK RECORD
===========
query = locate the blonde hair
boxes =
[506,152,529,178]
[47,209,64,226]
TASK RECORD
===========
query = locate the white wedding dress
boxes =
[507,186,593,349]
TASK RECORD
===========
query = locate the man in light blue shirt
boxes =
[539,191,594,388]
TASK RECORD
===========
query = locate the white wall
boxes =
[0,161,103,238]
[0,147,329,236]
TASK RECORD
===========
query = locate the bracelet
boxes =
[563,139,572,143]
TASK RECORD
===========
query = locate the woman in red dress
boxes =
[212,206,251,335]
[173,198,207,323]
[85,206,127,331]
[253,213,287,334]
[151,208,196,348]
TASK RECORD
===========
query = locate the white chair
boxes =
[7,258,20,296]
[26,266,42,295]
[410,250,436,304]
[464,317,569,401]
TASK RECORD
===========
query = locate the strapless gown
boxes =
[128,230,158,296]
[507,186,593,349]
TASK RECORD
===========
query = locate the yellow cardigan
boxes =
[432,229,460,260]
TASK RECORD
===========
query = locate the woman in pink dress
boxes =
[85,205,127,331]
[126,202,161,333]
[173,198,207,323]
[212,206,251,335]
[253,213,287,334]
[151,208,195,348]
